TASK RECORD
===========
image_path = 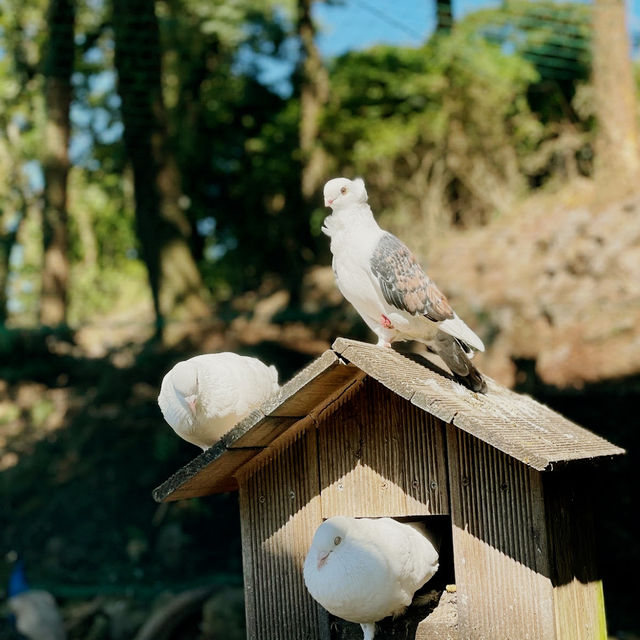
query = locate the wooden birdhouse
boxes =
[154,338,624,640]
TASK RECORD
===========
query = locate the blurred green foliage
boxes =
[0,0,599,324]
[323,37,539,236]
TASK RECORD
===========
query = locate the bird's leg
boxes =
[361,622,376,640]
[374,327,394,348]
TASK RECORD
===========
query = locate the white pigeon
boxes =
[322,176,486,392]
[303,516,439,640]
[158,353,279,449]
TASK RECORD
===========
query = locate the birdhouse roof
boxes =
[153,338,624,502]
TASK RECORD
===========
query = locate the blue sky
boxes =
[256,0,504,94]
[247,0,640,95]
[59,0,640,163]
[314,0,494,57]
[314,0,640,57]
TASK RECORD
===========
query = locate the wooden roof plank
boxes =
[153,446,260,502]
[334,339,425,401]
[333,338,625,468]
[229,416,300,448]
[262,350,340,416]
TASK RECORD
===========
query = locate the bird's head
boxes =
[308,516,352,570]
[158,359,199,430]
[323,177,368,211]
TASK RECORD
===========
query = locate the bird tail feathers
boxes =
[438,313,485,353]
[433,331,487,393]
[412,589,442,608]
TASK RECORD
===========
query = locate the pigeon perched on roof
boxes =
[7,559,66,640]
[158,353,279,449]
[303,516,439,640]
[322,176,486,392]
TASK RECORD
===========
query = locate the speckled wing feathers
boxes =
[370,233,453,322]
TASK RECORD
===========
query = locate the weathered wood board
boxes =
[446,425,556,639]
[238,429,329,640]
[318,377,449,518]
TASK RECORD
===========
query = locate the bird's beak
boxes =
[317,550,330,570]
[324,197,334,207]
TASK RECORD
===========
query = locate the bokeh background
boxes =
[1,0,639,637]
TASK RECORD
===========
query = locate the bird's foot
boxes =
[361,622,376,640]
[380,314,394,329]
[376,338,392,348]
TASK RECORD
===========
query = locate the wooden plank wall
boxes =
[238,429,329,640]
[318,377,449,518]
[446,425,557,640]
[237,378,607,640]
[237,378,451,639]
[543,468,607,639]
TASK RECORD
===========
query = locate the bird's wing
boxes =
[370,233,485,352]
[369,233,454,322]
[372,519,439,604]
[401,524,440,591]
[365,519,423,608]
[196,354,278,417]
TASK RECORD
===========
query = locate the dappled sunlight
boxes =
[1,0,639,635]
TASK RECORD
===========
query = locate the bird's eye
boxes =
[340,186,347,195]
[334,536,342,546]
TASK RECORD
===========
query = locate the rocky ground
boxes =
[427,180,640,388]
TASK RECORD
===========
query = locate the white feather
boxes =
[438,313,485,353]
[158,353,279,449]
[303,516,439,639]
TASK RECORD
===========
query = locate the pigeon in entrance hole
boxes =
[322,176,486,392]
[303,516,439,640]
[158,353,279,449]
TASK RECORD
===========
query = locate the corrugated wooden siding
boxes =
[318,377,449,518]
[446,425,557,640]
[543,469,607,639]
[238,428,329,640]
[238,376,453,639]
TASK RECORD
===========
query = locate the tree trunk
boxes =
[592,0,640,187]
[298,0,329,201]
[436,0,453,33]
[112,0,209,337]
[40,0,74,327]
[0,227,19,325]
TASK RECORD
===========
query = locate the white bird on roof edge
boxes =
[303,516,440,640]
[158,353,280,450]
[322,176,486,393]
